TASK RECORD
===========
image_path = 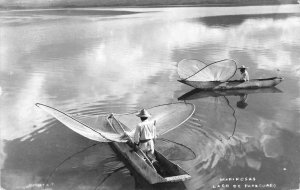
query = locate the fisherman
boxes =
[134,109,157,158]
[238,65,249,81]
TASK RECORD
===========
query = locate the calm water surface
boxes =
[1,5,300,190]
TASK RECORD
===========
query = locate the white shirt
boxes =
[134,120,156,144]
[240,70,249,81]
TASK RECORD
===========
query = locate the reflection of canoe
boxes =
[178,77,283,90]
[178,87,282,100]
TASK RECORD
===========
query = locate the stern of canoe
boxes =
[110,142,164,184]
[154,151,191,183]
[110,142,191,184]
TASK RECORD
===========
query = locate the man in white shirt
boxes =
[134,109,157,156]
[238,65,249,81]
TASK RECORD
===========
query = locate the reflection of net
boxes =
[178,59,237,82]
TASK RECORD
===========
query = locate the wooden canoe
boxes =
[107,117,191,184]
[178,77,283,90]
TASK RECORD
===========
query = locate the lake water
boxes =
[1,5,300,190]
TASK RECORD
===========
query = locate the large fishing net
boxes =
[36,104,126,142]
[114,103,195,136]
[177,59,237,82]
[37,103,195,142]
[37,103,197,160]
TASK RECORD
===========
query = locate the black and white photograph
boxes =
[0,0,300,189]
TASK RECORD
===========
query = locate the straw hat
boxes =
[136,109,151,118]
[238,65,249,69]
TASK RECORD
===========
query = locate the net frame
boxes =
[36,103,126,142]
[178,59,237,82]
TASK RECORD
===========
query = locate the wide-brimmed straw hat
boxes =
[238,65,249,69]
[136,109,151,118]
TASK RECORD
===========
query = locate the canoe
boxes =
[178,77,283,90]
[178,87,282,100]
[107,116,191,184]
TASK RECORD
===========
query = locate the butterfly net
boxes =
[177,59,237,82]
[36,104,126,142]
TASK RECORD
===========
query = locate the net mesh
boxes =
[37,104,126,142]
[108,115,131,135]
[178,59,237,82]
[177,59,206,80]
[115,103,195,137]
[37,103,195,142]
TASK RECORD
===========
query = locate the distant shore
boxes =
[0,0,298,10]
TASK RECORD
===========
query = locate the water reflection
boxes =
[236,94,248,109]
[175,85,298,189]
[2,9,300,140]
[179,87,282,140]
[168,117,300,190]
[198,13,300,27]
[1,110,134,190]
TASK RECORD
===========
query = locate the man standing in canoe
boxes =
[134,109,157,158]
[238,65,250,81]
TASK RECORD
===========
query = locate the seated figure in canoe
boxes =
[238,65,249,82]
[133,109,157,162]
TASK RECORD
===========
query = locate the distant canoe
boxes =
[178,87,282,100]
[178,77,283,90]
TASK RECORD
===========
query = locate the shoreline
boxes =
[0,1,298,11]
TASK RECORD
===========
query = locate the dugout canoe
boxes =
[178,77,283,90]
[107,116,191,184]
